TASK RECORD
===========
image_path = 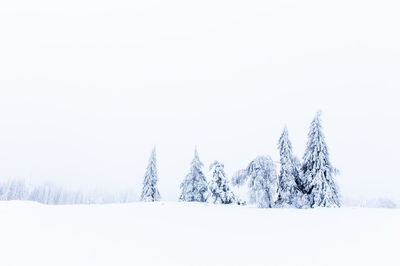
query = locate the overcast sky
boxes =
[1,0,399,201]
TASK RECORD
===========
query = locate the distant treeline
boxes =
[343,197,397,209]
[0,179,136,205]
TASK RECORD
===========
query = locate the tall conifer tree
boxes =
[179,149,208,202]
[301,112,340,207]
[208,161,238,204]
[140,147,161,202]
[276,126,303,207]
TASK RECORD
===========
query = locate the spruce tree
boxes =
[140,147,161,202]
[249,156,278,208]
[276,126,303,208]
[208,161,238,204]
[301,112,341,207]
[233,156,278,208]
[179,149,208,202]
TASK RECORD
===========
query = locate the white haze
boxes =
[0,0,399,202]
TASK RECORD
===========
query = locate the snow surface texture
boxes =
[1,201,398,266]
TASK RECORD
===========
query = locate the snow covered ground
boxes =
[0,201,399,266]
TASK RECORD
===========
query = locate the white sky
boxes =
[1,0,399,201]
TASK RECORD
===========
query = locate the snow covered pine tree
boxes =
[300,112,341,207]
[140,147,161,202]
[208,161,239,204]
[276,126,304,208]
[179,149,208,202]
[232,156,278,208]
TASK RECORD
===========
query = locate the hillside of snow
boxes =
[0,201,398,266]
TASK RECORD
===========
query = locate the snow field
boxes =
[0,201,398,266]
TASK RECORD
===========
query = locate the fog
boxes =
[1,0,399,201]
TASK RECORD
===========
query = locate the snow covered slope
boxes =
[0,201,398,266]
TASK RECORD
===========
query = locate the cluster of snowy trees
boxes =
[141,112,342,208]
[0,179,135,205]
[140,147,245,205]
[0,112,341,208]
